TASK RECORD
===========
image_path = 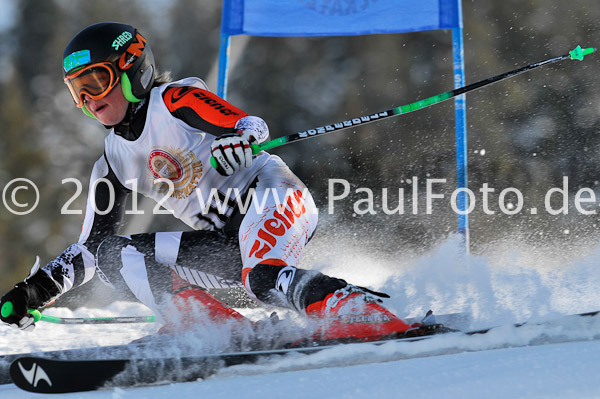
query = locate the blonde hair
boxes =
[153,68,172,87]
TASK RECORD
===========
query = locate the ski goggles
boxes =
[64,62,120,107]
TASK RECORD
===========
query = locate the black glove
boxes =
[210,132,256,176]
[1,270,60,331]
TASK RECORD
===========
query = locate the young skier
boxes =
[0,22,416,342]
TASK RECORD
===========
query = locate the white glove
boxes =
[210,132,255,176]
[210,116,270,176]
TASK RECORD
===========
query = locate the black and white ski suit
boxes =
[37,77,346,320]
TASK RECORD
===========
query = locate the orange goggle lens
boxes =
[64,62,119,108]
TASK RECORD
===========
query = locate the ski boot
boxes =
[305,285,413,343]
[158,272,251,335]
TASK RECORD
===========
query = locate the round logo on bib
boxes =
[147,147,203,198]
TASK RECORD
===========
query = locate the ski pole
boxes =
[1,301,155,324]
[210,45,595,169]
[33,314,156,325]
[1,301,43,322]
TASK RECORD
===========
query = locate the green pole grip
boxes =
[209,143,263,171]
[1,301,42,322]
[1,302,13,318]
[210,156,218,170]
[250,143,261,154]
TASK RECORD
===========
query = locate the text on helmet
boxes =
[112,31,133,51]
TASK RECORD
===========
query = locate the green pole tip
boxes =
[1,302,13,318]
[570,45,596,61]
[583,47,596,55]
[210,156,218,170]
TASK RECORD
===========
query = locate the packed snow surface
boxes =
[1,237,600,398]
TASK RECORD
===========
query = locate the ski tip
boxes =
[570,45,596,61]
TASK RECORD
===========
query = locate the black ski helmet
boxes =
[63,22,155,116]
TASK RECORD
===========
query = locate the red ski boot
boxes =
[305,285,413,342]
[158,272,250,334]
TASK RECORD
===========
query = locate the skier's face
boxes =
[82,83,129,126]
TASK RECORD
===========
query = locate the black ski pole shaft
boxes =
[36,314,156,324]
[210,45,594,170]
[1,301,156,324]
